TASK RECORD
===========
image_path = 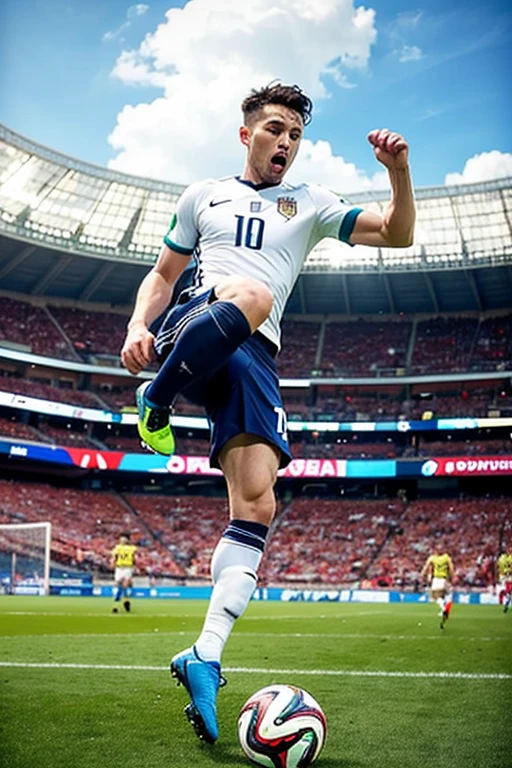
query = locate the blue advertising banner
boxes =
[43,585,498,605]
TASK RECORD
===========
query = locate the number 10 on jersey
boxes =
[234,215,265,250]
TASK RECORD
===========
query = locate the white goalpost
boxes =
[0,522,51,596]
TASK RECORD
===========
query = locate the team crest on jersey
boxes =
[277,196,297,220]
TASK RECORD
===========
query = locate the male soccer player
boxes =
[421,545,454,629]
[495,547,512,613]
[121,82,415,743]
[110,532,137,613]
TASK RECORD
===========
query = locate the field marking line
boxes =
[0,661,510,680]
[0,631,507,642]
[0,610,392,619]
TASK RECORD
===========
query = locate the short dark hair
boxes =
[241,82,313,126]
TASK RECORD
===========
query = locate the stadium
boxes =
[1,124,511,768]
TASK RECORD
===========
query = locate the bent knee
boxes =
[215,276,273,329]
[233,493,276,526]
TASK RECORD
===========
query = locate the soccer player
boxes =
[110,532,137,613]
[421,545,454,629]
[121,82,415,743]
[495,548,512,613]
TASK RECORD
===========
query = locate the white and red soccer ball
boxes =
[237,684,327,767]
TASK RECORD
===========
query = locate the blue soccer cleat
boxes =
[170,646,227,743]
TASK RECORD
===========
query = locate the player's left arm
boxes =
[420,556,432,582]
[349,129,415,248]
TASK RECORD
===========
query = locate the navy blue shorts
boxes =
[154,289,292,470]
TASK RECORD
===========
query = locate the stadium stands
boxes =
[0,297,76,360]
[2,295,511,378]
[0,128,511,597]
[1,479,509,589]
[321,318,411,376]
[367,497,512,590]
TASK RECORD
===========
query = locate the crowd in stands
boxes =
[411,316,479,374]
[0,372,100,409]
[277,321,321,376]
[367,497,512,590]
[48,306,127,361]
[289,438,398,459]
[3,370,510,424]
[472,314,512,368]
[124,494,227,579]
[0,416,40,442]
[321,319,411,376]
[417,438,512,457]
[1,480,509,590]
[35,422,98,449]
[1,411,510,458]
[0,298,77,360]
[1,297,510,376]
[261,498,405,585]
[0,479,183,578]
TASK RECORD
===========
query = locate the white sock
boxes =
[195,540,263,663]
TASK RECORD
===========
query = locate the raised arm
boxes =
[121,245,191,375]
[350,129,415,248]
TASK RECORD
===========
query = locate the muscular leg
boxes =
[170,436,280,743]
[194,436,280,663]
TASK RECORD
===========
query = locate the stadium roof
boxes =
[1,123,511,315]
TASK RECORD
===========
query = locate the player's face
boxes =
[240,105,304,185]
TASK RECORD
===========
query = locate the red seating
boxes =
[368,497,512,589]
[0,298,76,359]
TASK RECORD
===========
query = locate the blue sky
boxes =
[1,0,511,192]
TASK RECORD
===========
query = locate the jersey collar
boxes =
[235,176,281,191]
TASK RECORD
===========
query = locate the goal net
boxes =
[0,522,51,595]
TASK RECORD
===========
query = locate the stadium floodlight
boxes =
[0,522,51,596]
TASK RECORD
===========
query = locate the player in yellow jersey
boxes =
[110,532,137,613]
[421,545,454,629]
[495,549,512,614]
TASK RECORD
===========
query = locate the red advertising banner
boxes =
[165,455,348,478]
[423,456,512,477]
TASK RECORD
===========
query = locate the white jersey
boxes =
[164,176,362,350]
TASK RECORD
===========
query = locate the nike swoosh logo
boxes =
[209,199,232,207]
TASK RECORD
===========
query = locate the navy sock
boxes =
[222,519,269,553]
[146,301,252,407]
[114,586,122,602]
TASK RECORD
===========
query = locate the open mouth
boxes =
[271,154,287,171]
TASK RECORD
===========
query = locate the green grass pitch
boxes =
[1,596,510,768]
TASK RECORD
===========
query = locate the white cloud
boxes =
[128,4,149,19]
[107,0,383,189]
[399,45,423,63]
[103,4,149,43]
[445,150,512,185]
[396,11,423,28]
[289,138,390,194]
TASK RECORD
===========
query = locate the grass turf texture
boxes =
[1,597,510,768]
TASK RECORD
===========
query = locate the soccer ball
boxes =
[237,684,327,767]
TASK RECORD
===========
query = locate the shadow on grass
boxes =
[208,743,364,767]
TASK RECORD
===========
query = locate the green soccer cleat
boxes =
[136,381,175,456]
